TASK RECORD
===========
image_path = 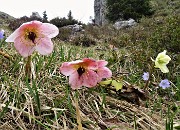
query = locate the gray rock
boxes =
[30,12,42,19]
[94,0,107,25]
[72,24,83,32]
[113,18,137,29]
[62,24,83,35]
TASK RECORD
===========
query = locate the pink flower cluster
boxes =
[6,21,112,89]
[60,58,112,89]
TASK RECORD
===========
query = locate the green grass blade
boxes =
[32,79,41,114]
[0,92,14,119]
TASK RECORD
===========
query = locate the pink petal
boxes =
[82,70,98,88]
[6,29,21,42]
[35,37,53,55]
[69,72,83,89]
[39,23,59,38]
[97,67,112,82]
[21,21,42,29]
[60,62,76,76]
[14,36,35,57]
[82,58,98,70]
[6,21,42,42]
[97,60,108,67]
[68,60,83,65]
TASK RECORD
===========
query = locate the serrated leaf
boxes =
[99,79,112,85]
[111,80,123,91]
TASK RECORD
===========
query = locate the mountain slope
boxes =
[0,11,16,24]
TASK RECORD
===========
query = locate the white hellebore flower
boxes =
[153,50,171,73]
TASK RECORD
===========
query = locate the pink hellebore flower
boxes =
[96,60,112,82]
[60,58,112,90]
[5,21,59,57]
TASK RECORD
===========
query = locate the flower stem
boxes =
[25,55,32,79]
[75,91,83,130]
[144,63,154,90]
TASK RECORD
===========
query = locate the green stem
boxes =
[25,55,32,78]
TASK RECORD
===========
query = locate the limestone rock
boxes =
[30,12,42,19]
[113,18,137,29]
[94,0,107,25]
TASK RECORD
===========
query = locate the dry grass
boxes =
[0,82,166,130]
[0,40,178,130]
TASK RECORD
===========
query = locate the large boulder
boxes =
[72,24,83,32]
[61,24,83,34]
[94,0,107,26]
[113,18,137,29]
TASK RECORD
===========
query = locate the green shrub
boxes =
[106,0,154,22]
[149,15,180,54]
[71,35,96,47]
[50,17,78,28]
[56,28,72,41]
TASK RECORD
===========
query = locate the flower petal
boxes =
[82,70,98,88]
[97,67,112,82]
[39,23,59,38]
[5,29,20,42]
[69,72,83,89]
[142,72,149,81]
[0,30,5,39]
[97,60,108,67]
[82,58,98,70]
[155,61,169,73]
[6,21,42,42]
[159,79,170,89]
[35,37,53,55]
[22,21,42,29]
[60,62,76,76]
[159,65,169,73]
[160,55,171,64]
[14,36,35,57]
[156,50,171,64]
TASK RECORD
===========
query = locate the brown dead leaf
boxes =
[117,81,149,105]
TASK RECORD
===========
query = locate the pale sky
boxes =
[0,0,94,24]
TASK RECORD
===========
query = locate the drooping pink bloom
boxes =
[60,58,112,89]
[96,60,112,82]
[5,21,59,57]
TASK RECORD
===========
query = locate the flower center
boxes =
[28,32,36,43]
[162,82,167,86]
[77,67,85,76]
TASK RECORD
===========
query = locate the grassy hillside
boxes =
[0,0,179,129]
[0,11,15,24]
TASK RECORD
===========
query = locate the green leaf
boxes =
[111,80,123,91]
[99,79,112,85]
[174,125,180,129]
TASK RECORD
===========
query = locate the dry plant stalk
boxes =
[75,97,83,130]
[0,50,12,59]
